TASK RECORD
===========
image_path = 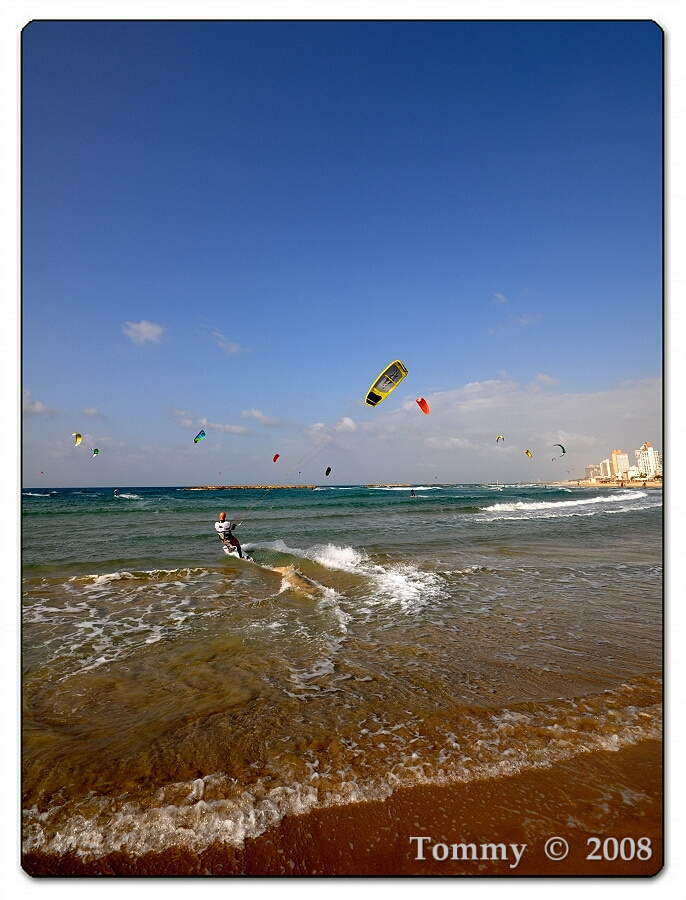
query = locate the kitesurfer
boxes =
[215,511,244,558]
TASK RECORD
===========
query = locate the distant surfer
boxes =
[215,511,245,558]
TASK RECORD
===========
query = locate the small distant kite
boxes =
[525,450,533,458]
[325,466,332,477]
[91,449,99,458]
[194,430,206,443]
[273,453,280,462]
[496,435,504,443]
[416,398,430,415]
[72,432,82,446]
[365,359,408,407]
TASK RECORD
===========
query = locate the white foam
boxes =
[291,541,448,613]
[306,543,367,572]
[22,774,322,859]
[22,675,662,861]
[482,490,659,520]
[24,566,226,679]
[318,587,351,631]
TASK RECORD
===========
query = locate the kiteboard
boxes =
[222,543,253,562]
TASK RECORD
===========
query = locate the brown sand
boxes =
[23,739,662,878]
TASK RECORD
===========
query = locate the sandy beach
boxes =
[547,480,662,489]
[23,739,662,878]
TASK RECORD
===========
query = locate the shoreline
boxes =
[545,480,662,489]
[23,739,662,878]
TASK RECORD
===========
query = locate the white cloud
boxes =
[241,408,280,426]
[418,376,661,454]
[212,329,241,355]
[82,406,103,418]
[424,435,474,450]
[171,408,196,429]
[514,313,542,327]
[335,417,358,432]
[535,373,558,387]
[489,294,541,332]
[202,421,250,435]
[527,373,559,393]
[23,390,57,415]
[171,408,250,435]
[304,422,333,445]
[461,378,518,399]
[333,375,662,482]
[123,320,163,345]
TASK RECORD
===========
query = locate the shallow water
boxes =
[22,483,662,860]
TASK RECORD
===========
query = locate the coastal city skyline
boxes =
[583,440,663,482]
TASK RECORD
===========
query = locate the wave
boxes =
[24,566,220,678]
[252,540,447,613]
[482,490,659,520]
[69,566,211,587]
[303,543,447,612]
[22,674,661,861]
[365,484,442,492]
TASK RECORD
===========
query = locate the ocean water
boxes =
[22,483,663,862]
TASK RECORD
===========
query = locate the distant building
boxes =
[635,442,662,478]
[611,449,630,477]
[584,441,662,482]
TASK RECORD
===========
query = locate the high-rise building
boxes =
[611,449,630,476]
[635,442,662,478]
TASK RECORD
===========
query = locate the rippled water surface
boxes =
[22,484,662,859]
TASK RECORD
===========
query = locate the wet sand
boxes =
[23,739,662,878]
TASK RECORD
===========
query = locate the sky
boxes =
[20,18,664,487]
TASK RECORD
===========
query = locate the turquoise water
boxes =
[22,483,662,860]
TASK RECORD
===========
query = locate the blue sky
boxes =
[21,19,663,486]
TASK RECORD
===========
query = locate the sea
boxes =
[21,482,663,866]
